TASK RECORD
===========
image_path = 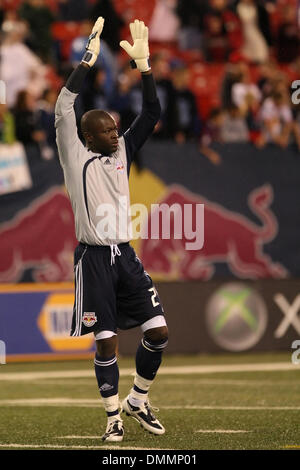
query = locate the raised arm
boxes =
[120,20,161,163]
[55,17,104,167]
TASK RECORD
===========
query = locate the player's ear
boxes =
[83,132,93,148]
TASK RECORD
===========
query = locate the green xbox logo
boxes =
[206,283,267,351]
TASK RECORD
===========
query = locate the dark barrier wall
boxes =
[0,280,300,360]
[119,279,300,355]
[0,141,300,281]
[1,279,299,360]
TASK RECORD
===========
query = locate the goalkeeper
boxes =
[55,17,168,442]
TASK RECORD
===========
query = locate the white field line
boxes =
[0,443,170,450]
[195,430,250,433]
[0,369,103,381]
[0,362,298,381]
[160,405,300,410]
[58,432,250,438]
[56,435,103,439]
[29,379,97,385]
[29,378,300,387]
[133,379,297,387]
[0,398,102,405]
[0,398,299,410]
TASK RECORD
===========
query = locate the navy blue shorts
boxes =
[70,242,165,336]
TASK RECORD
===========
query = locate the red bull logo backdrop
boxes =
[0,141,299,283]
[131,140,298,280]
[140,184,287,280]
[0,187,77,283]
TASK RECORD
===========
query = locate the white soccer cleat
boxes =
[121,395,165,435]
[101,419,124,442]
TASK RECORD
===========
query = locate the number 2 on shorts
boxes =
[148,287,160,307]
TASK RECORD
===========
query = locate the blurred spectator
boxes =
[231,62,261,118]
[90,0,124,53]
[109,65,138,134]
[199,107,224,164]
[203,12,226,62]
[258,89,293,149]
[109,65,144,169]
[203,0,243,62]
[221,104,249,142]
[277,3,300,63]
[126,53,175,139]
[0,17,47,107]
[13,90,45,147]
[149,0,180,43]
[235,0,272,64]
[220,61,244,109]
[18,0,55,61]
[57,0,89,21]
[117,59,201,144]
[176,0,206,51]
[290,56,300,79]
[169,62,201,143]
[70,19,117,96]
[147,53,174,139]
[0,0,4,27]
[82,67,112,112]
[256,60,279,100]
[36,87,58,152]
[262,0,277,10]
[0,103,16,144]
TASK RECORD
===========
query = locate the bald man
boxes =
[55,18,168,442]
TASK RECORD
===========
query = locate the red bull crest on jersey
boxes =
[82,312,97,327]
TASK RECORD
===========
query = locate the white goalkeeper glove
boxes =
[120,19,150,73]
[81,16,104,67]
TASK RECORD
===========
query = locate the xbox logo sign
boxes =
[205,283,268,351]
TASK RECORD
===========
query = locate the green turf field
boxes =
[0,352,299,450]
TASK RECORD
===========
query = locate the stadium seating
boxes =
[51,21,81,61]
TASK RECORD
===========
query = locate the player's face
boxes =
[89,115,119,155]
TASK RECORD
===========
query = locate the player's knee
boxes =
[144,325,169,345]
[96,335,118,358]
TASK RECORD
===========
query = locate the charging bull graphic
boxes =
[140,184,288,280]
[0,188,77,282]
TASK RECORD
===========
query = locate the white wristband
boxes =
[135,58,151,73]
[82,51,97,67]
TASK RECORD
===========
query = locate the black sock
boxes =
[135,337,168,381]
[94,353,119,417]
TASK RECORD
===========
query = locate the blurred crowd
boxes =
[0,0,300,164]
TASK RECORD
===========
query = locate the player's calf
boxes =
[122,327,168,435]
[94,334,123,440]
